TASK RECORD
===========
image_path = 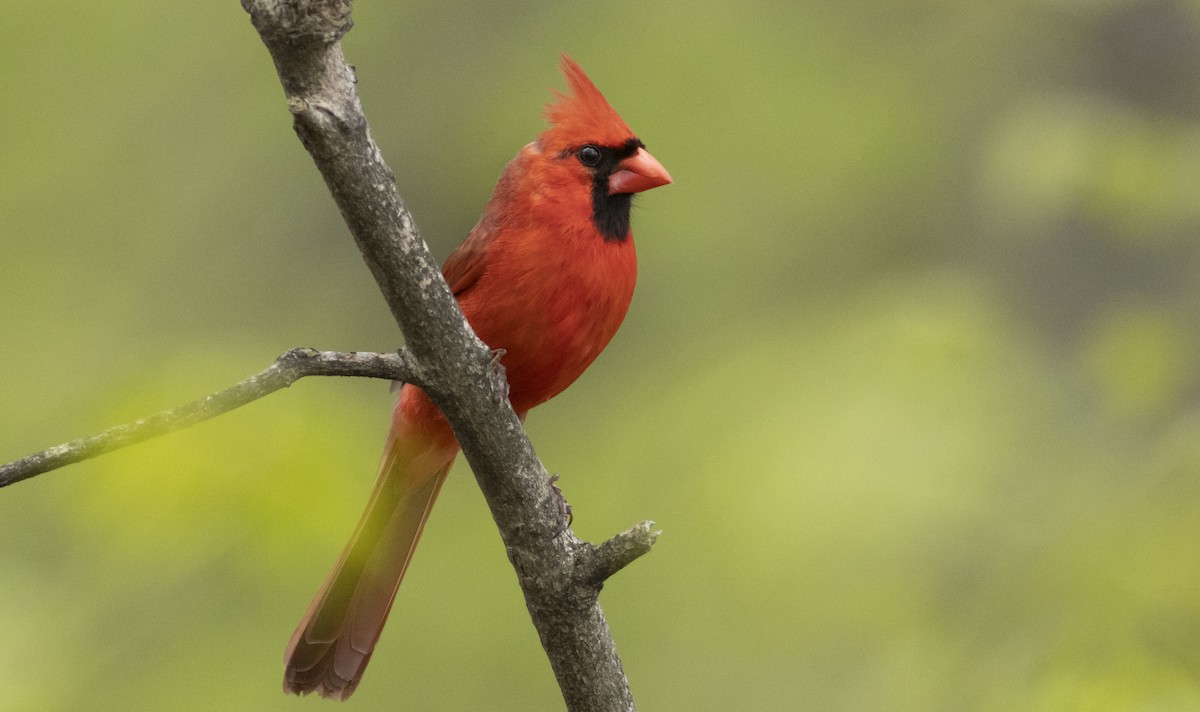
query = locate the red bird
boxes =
[283,56,672,699]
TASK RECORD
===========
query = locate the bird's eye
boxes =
[577,145,602,167]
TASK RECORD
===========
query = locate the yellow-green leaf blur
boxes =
[4,1,1200,710]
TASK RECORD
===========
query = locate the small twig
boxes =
[579,522,661,587]
[0,348,420,488]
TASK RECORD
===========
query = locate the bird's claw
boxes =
[489,348,510,400]
[548,474,573,534]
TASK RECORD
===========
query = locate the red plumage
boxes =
[283,55,671,699]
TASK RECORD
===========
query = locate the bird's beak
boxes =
[608,147,673,195]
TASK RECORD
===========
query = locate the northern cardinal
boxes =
[283,55,672,699]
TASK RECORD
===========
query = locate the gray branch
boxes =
[0,349,420,489]
[241,2,655,711]
[2,1,657,708]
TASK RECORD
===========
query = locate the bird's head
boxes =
[533,55,672,241]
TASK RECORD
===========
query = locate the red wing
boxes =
[441,220,493,298]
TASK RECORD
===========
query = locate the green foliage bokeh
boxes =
[5,0,1200,709]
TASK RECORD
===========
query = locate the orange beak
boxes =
[608,147,673,195]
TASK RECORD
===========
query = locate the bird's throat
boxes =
[590,188,633,242]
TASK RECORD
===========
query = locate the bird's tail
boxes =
[283,388,458,699]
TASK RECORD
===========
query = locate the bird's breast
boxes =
[457,225,637,413]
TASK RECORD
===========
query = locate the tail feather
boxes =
[284,403,457,700]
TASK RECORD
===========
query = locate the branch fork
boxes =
[0,349,418,489]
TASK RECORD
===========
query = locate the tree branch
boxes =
[3,1,657,708]
[241,1,656,710]
[0,349,420,489]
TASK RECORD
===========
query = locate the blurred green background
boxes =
[4,0,1200,709]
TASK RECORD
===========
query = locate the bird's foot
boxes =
[489,348,510,400]
[548,474,574,533]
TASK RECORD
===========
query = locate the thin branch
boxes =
[0,349,419,489]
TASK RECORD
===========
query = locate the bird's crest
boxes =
[542,55,635,152]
